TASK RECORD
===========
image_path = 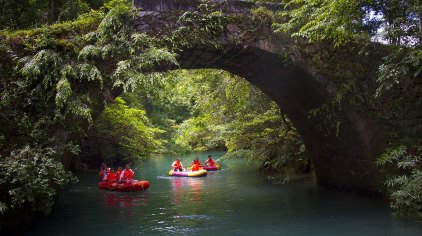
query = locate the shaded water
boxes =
[21,151,422,236]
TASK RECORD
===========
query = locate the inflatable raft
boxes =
[168,169,207,177]
[98,180,150,192]
[202,164,221,171]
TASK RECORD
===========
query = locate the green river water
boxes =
[19,151,422,236]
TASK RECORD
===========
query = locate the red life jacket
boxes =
[206,159,215,166]
[115,171,122,181]
[172,161,182,169]
[192,160,201,166]
[99,169,105,179]
[120,169,134,182]
[106,171,116,182]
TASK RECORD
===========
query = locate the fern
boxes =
[67,95,93,123]
[55,78,73,110]
[21,49,62,88]
[78,45,102,61]
[131,33,153,49]
[76,63,103,88]
[378,144,422,218]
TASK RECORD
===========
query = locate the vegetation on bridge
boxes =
[0,0,421,230]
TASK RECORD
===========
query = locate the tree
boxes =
[82,97,164,165]
[0,0,92,30]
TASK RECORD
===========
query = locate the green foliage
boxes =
[119,73,193,154]
[223,104,308,183]
[11,0,422,226]
[251,6,275,24]
[2,9,104,39]
[167,2,227,49]
[21,49,62,86]
[17,48,102,125]
[370,0,422,46]
[174,114,225,152]
[141,69,310,180]
[274,0,369,46]
[83,97,164,164]
[0,0,101,30]
[0,0,178,223]
[0,11,104,48]
[0,146,76,215]
[115,68,309,180]
[376,47,422,97]
[0,1,124,45]
[276,1,421,217]
[57,0,90,22]
[56,77,73,109]
[274,0,422,46]
[375,46,422,141]
[377,144,422,218]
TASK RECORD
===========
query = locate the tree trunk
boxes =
[419,16,422,38]
[49,0,57,24]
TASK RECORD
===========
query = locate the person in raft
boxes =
[119,164,135,183]
[105,168,116,182]
[172,158,184,172]
[205,155,216,167]
[99,162,107,180]
[191,157,202,166]
[190,157,202,171]
[115,167,123,181]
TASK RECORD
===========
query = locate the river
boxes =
[20,151,422,236]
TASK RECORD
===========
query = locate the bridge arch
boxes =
[133,0,385,193]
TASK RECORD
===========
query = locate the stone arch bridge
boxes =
[132,0,388,194]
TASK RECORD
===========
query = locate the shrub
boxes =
[0,146,76,215]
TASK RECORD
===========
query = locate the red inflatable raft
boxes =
[98,180,150,192]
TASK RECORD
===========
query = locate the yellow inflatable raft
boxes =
[168,169,207,177]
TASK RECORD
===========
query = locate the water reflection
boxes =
[101,191,149,208]
[170,177,204,207]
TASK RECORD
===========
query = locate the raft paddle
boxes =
[180,158,191,171]
[134,162,144,172]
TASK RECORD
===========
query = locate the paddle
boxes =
[174,158,190,171]
[122,162,143,180]
[127,162,143,171]
[182,158,191,165]
[132,162,144,179]
[133,162,143,172]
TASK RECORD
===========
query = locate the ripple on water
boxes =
[173,214,213,220]
[156,176,173,180]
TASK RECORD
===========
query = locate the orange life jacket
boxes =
[191,163,200,171]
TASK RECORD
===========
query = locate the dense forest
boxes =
[0,0,421,231]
